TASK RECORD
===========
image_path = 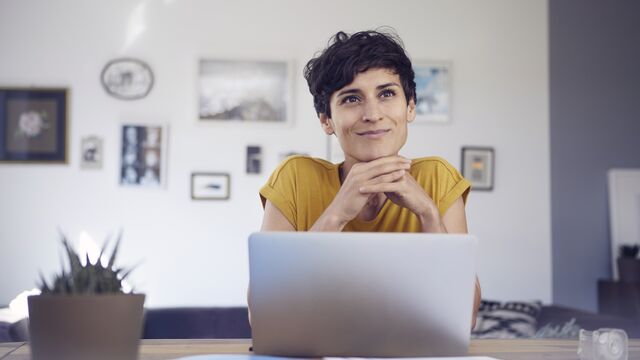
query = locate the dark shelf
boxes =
[598,280,640,319]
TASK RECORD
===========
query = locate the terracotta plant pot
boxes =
[617,257,640,283]
[28,294,145,360]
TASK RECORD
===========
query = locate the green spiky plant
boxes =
[39,231,137,295]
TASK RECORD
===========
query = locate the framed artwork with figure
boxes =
[119,123,168,188]
[461,147,494,191]
[0,88,68,163]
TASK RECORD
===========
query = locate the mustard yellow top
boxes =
[259,156,471,232]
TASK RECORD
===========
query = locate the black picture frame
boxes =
[0,88,68,163]
[191,172,231,200]
[461,146,495,191]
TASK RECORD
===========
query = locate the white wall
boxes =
[0,0,550,307]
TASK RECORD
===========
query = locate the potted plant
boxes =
[27,232,145,360]
[618,244,640,283]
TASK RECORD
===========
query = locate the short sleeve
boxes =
[259,157,298,227]
[435,159,471,215]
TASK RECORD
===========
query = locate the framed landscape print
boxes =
[119,123,168,188]
[191,173,230,200]
[461,147,495,191]
[0,88,68,163]
[413,61,451,123]
[199,59,290,123]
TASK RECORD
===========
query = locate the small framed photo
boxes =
[191,173,230,200]
[246,145,262,174]
[80,136,103,169]
[199,59,291,124]
[461,147,495,191]
[0,88,68,163]
[120,123,168,188]
[413,61,451,123]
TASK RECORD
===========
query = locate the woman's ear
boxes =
[407,98,417,123]
[319,113,335,135]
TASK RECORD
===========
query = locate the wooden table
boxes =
[1,338,639,360]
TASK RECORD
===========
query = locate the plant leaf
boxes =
[107,229,123,269]
[38,271,50,293]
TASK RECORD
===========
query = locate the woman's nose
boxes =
[362,101,383,122]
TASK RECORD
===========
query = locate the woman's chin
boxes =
[354,151,398,162]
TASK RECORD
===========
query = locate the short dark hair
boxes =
[303,29,416,118]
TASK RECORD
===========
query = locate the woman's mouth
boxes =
[356,129,390,139]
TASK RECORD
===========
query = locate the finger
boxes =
[368,169,406,185]
[355,157,411,179]
[365,155,411,168]
[359,181,403,194]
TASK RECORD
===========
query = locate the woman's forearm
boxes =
[417,205,447,233]
[471,277,481,329]
[310,204,349,232]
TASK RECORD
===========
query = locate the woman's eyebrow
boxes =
[335,82,401,99]
[377,82,401,89]
[335,88,362,98]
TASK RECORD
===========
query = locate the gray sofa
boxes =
[2,305,638,342]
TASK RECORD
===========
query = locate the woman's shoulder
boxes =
[411,156,459,173]
[270,155,337,179]
[410,156,466,182]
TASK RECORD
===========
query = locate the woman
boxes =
[258,29,481,326]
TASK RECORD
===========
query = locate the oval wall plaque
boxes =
[100,58,154,100]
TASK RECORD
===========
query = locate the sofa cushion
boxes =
[472,300,542,339]
[143,307,251,339]
[0,322,11,343]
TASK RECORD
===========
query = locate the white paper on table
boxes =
[173,355,502,360]
[325,357,501,360]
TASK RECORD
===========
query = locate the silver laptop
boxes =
[248,232,478,358]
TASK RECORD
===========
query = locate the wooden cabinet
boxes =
[598,280,640,319]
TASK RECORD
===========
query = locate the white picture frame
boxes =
[413,61,452,123]
[191,172,230,200]
[461,147,494,191]
[80,136,103,169]
[198,59,292,124]
[119,123,168,188]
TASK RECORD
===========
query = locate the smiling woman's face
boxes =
[320,68,416,164]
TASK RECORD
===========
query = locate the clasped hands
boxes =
[326,156,443,232]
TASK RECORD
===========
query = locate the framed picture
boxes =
[119,123,168,188]
[191,173,230,200]
[101,58,154,100]
[413,61,451,123]
[80,136,103,169]
[246,145,262,174]
[0,88,68,163]
[199,59,291,123]
[461,147,494,191]
[326,135,344,164]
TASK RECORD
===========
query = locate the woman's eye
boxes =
[380,89,395,98]
[341,95,360,104]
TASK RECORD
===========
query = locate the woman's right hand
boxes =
[311,155,411,231]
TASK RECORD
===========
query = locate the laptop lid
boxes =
[248,232,478,357]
